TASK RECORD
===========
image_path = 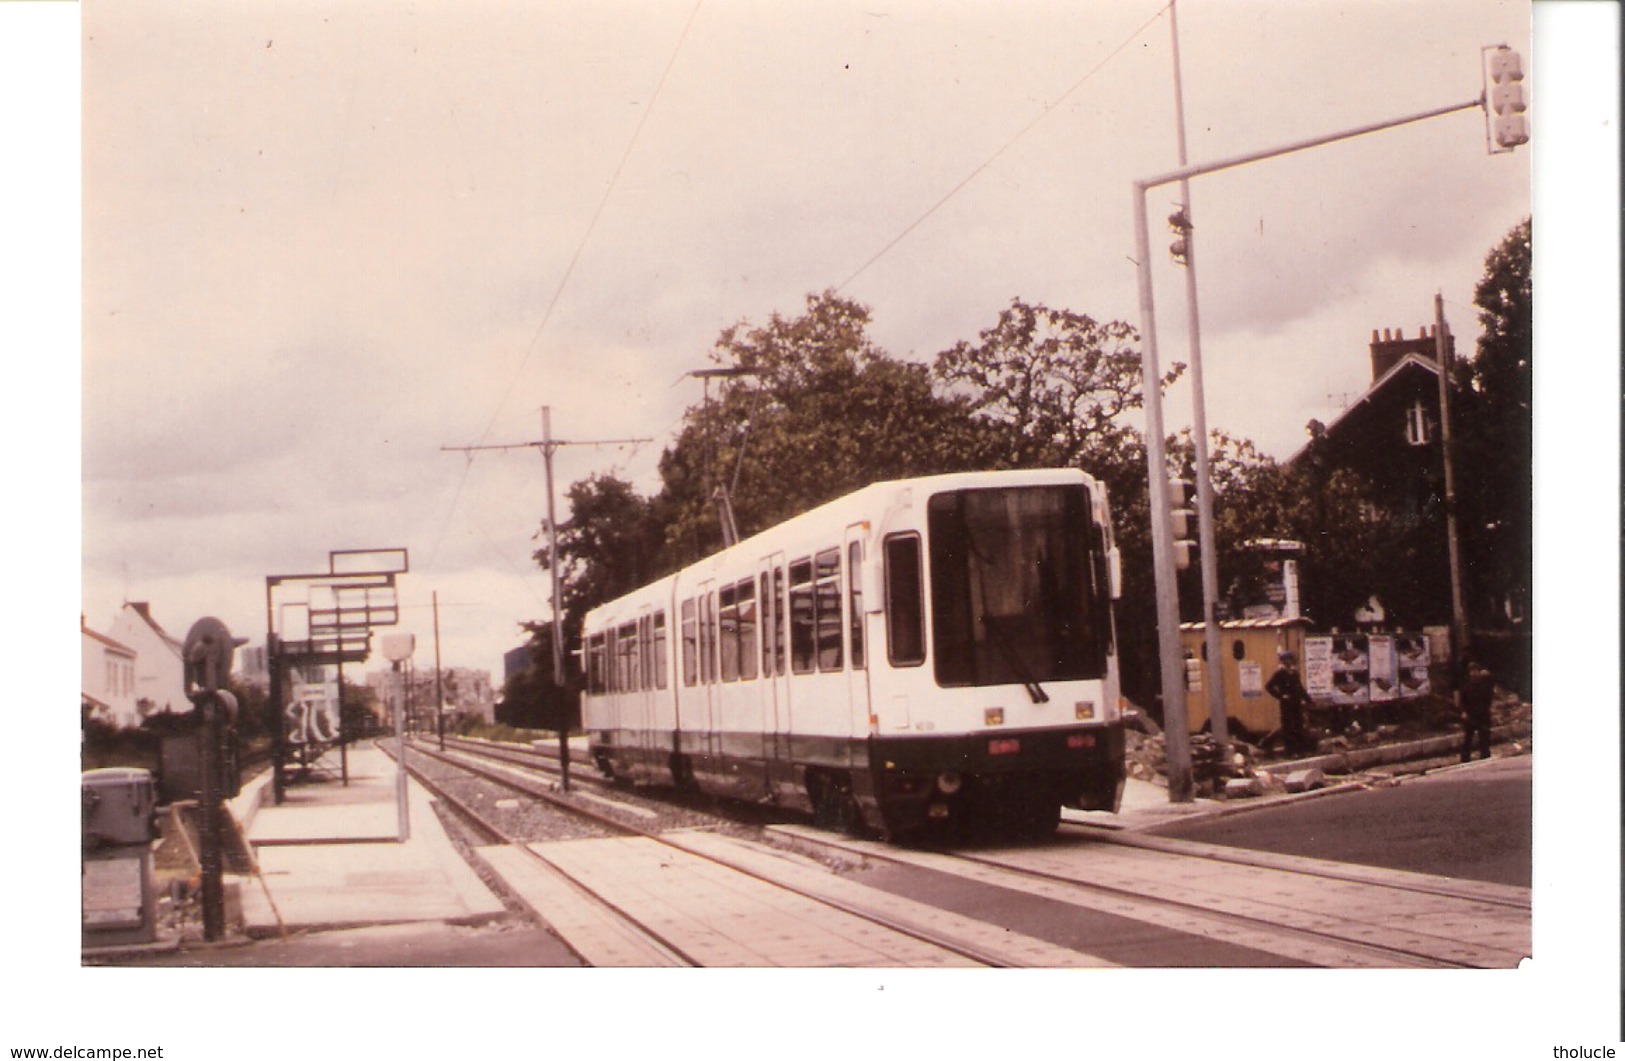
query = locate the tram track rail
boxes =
[399,736,1527,969]
[392,738,1055,967]
[766,822,1529,969]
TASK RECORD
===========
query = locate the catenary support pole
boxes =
[1169,0,1229,750]
[434,590,446,752]
[542,407,570,792]
[1435,294,1469,672]
[1133,183,1195,803]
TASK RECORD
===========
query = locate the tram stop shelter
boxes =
[1178,617,1311,736]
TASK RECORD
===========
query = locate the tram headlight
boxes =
[936,771,963,795]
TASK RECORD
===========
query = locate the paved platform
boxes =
[231,745,505,937]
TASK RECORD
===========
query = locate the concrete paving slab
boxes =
[236,746,505,936]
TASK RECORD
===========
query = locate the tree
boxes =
[934,298,1166,473]
[935,298,1175,702]
[656,290,989,561]
[496,624,578,732]
[536,473,665,638]
[1453,217,1532,629]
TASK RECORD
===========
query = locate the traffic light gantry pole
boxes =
[1133,87,1500,802]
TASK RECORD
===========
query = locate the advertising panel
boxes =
[1368,635,1398,702]
[1302,635,1335,700]
[1395,632,1432,697]
[1330,633,1371,706]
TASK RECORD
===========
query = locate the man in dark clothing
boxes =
[1265,650,1312,756]
[1460,661,1496,762]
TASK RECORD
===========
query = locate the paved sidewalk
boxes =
[1069,722,1531,832]
[231,745,505,937]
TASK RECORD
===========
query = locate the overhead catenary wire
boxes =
[425,0,704,570]
[835,1,1173,294]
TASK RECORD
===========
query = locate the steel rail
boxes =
[400,740,1016,967]
[782,828,1499,970]
[1062,821,1531,911]
[391,743,701,967]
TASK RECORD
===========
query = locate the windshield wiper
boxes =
[957,504,1049,704]
[980,611,1050,704]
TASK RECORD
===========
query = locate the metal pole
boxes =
[542,407,570,791]
[1138,96,1483,196]
[1169,0,1229,750]
[1130,89,1485,801]
[265,583,286,805]
[394,661,409,841]
[1133,182,1195,803]
[1435,294,1469,669]
[337,652,348,786]
[197,688,224,941]
[434,590,446,752]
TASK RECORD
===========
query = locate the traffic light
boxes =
[1485,46,1528,151]
[1168,208,1192,265]
[1168,477,1196,571]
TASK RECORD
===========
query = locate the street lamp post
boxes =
[380,632,415,840]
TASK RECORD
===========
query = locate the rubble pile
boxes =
[1120,687,1533,800]
[1124,725,1269,800]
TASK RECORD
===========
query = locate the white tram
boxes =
[581,468,1127,839]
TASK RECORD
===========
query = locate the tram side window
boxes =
[773,567,786,675]
[653,611,668,690]
[618,622,639,693]
[885,533,926,666]
[587,633,607,695]
[606,628,619,693]
[814,547,843,671]
[789,559,815,674]
[681,599,697,687]
[737,578,758,681]
[848,541,865,670]
[701,592,717,684]
[719,583,739,682]
[638,616,651,691]
[760,572,773,678]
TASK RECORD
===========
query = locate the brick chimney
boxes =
[1369,325,1454,382]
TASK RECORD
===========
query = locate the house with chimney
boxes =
[1286,323,1455,631]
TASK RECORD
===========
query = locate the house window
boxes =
[1405,399,1431,446]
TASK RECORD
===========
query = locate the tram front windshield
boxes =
[927,485,1110,688]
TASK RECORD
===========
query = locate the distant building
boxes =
[1287,324,1454,629]
[236,643,271,692]
[81,620,139,728]
[1292,325,1453,527]
[371,665,496,727]
[107,601,189,718]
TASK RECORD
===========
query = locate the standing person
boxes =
[1266,650,1312,756]
[1460,661,1496,762]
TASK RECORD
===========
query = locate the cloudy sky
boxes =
[72,0,1537,683]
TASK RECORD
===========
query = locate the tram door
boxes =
[759,553,793,803]
[694,578,717,781]
[843,526,871,742]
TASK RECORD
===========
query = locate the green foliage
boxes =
[662,290,990,561]
[935,298,1167,694]
[497,625,579,732]
[1453,217,1532,628]
[533,291,1194,704]
[934,297,1167,473]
